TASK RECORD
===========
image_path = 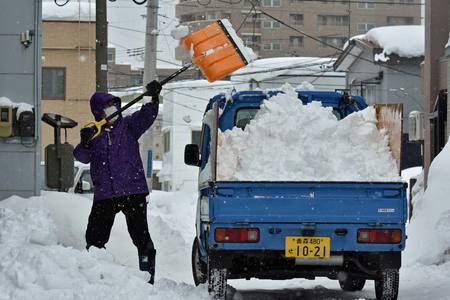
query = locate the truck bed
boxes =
[210,181,407,224]
[205,181,407,252]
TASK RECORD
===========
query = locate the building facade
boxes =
[0,0,41,200]
[41,20,96,160]
[159,80,236,192]
[334,28,423,169]
[175,0,421,62]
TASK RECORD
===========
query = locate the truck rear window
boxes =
[235,108,258,129]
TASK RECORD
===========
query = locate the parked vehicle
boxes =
[185,90,406,300]
[68,161,94,194]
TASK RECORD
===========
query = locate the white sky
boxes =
[107,0,180,69]
[44,0,180,69]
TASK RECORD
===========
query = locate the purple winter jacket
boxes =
[73,92,158,201]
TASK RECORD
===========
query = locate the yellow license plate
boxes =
[285,236,331,258]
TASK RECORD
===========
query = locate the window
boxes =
[242,36,261,47]
[263,42,281,51]
[358,0,375,8]
[357,23,375,33]
[263,0,281,7]
[320,0,346,3]
[317,15,349,26]
[180,14,194,22]
[235,108,258,129]
[289,36,304,48]
[107,52,114,62]
[289,0,303,3]
[389,0,415,5]
[163,131,170,153]
[289,14,303,26]
[387,16,414,25]
[191,130,202,146]
[263,20,281,29]
[42,67,66,100]
[317,36,347,48]
[206,12,216,20]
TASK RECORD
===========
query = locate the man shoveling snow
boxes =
[73,81,162,284]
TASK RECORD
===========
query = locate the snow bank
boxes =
[363,26,424,61]
[0,191,207,299]
[217,85,400,182]
[43,1,95,22]
[405,141,450,265]
[0,96,34,120]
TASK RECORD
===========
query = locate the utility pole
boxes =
[142,0,159,192]
[96,0,108,92]
[143,0,158,85]
[347,0,351,41]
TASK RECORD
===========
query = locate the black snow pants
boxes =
[85,194,154,257]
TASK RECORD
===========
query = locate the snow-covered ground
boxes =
[1,184,450,299]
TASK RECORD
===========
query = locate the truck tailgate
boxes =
[210,182,407,224]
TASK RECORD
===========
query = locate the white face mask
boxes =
[104,105,119,123]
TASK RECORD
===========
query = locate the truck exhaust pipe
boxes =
[295,255,344,266]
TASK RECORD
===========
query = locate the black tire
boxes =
[339,276,366,291]
[375,268,399,300]
[191,238,207,286]
[208,266,227,300]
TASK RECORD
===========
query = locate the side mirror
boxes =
[82,180,91,192]
[185,144,200,166]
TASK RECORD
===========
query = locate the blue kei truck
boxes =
[184,90,407,300]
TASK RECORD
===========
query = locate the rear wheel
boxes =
[339,276,366,291]
[191,238,207,286]
[208,266,227,300]
[375,268,399,300]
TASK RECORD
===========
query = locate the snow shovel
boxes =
[81,18,254,141]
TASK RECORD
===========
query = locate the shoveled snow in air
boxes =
[0,191,208,300]
[170,25,189,40]
[217,84,400,182]
[357,26,424,62]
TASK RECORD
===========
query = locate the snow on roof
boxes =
[355,26,424,61]
[230,57,339,82]
[43,1,95,22]
[163,79,234,89]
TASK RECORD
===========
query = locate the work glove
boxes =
[80,126,97,147]
[146,80,162,97]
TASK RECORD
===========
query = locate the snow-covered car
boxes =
[68,161,94,195]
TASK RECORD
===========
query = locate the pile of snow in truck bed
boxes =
[217,85,400,182]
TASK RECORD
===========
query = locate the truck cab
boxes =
[185,90,406,300]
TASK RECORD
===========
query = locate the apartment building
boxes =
[175,0,421,62]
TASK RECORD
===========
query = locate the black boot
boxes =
[139,249,156,284]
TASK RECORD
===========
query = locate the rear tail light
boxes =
[215,228,260,243]
[357,228,402,244]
